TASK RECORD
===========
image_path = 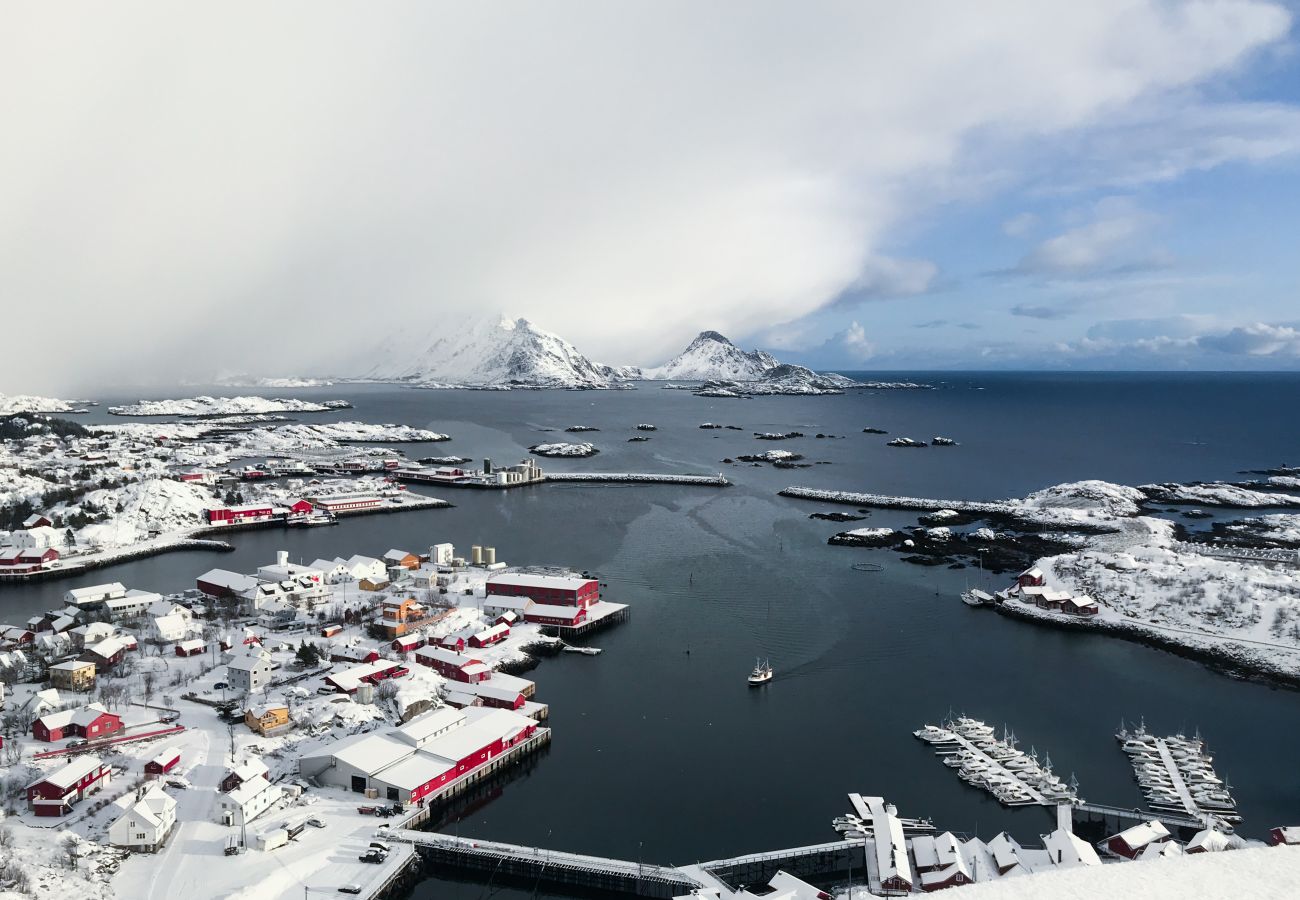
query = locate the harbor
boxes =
[913,717,1080,808]
[1117,722,1241,825]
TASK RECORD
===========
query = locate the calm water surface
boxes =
[5,373,1300,894]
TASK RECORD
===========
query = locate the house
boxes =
[359,576,389,592]
[82,636,129,670]
[145,747,181,776]
[152,613,189,642]
[245,703,291,735]
[469,623,510,648]
[1186,828,1233,853]
[414,646,491,683]
[217,774,282,826]
[1064,595,1100,616]
[226,651,275,694]
[307,493,384,515]
[109,785,177,852]
[439,632,469,652]
[464,682,526,711]
[175,638,205,657]
[23,513,53,529]
[308,558,351,583]
[494,610,519,627]
[32,703,123,742]
[1017,567,1045,588]
[105,590,164,620]
[320,624,343,638]
[384,549,420,569]
[49,658,96,692]
[1041,827,1101,868]
[392,633,425,654]
[330,645,380,664]
[256,551,325,585]
[985,832,1026,875]
[27,755,111,816]
[919,855,972,892]
[339,554,387,583]
[70,621,116,649]
[324,660,407,694]
[220,758,269,793]
[486,572,599,608]
[1105,820,1171,860]
[1268,826,1300,846]
[430,543,455,566]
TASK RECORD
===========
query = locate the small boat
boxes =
[562,644,602,656]
[961,589,994,607]
[747,658,773,686]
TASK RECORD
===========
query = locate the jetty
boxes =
[545,472,730,486]
[780,485,1010,514]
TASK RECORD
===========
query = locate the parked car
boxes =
[338,886,362,895]
[213,682,229,690]
[307,818,326,828]
[369,842,391,853]
[67,739,88,748]
[159,713,179,724]
[358,850,385,864]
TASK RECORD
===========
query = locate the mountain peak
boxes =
[645,331,782,381]
[691,330,734,346]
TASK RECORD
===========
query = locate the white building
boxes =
[109,786,177,852]
[151,614,189,643]
[217,774,282,826]
[65,583,127,607]
[105,590,163,620]
[308,558,350,584]
[10,525,65,551]
[257,551,325,585]
[430,543,455,566]
[339,554,386,583]
[226,651,275,695]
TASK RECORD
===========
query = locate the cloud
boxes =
[1198,322,1300,356]
[1010,198,1172,277]
[1011,304,1074,320]
[1002,212,1039,237]
[0,2,1295,390]
[833,321,875,361]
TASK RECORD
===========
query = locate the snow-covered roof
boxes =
[911,835,938,869]
[419,707,532,762]
[525,603,586,619]
[66,582,126,603]
[177,638,204,652]
[229,759,269,783]
[482,596,532,612]
[86,636,127,658]
[1138,841,1184,860]
[227,774,277,806]
[117,785,176,829]
[393,707,467,747]
[987,832,1025,871]
[472,623,510,642]
[198,569,259,592]
[32,754,104,790]
[49,658,94,671]
[487,572,594,592]
[328,733,413,776]
[1042,828,1100,867]
[415,646,482,667]
[384,549,414,561]
[70,703,114,727]
[226,652,272,672]
[326,660,401,692]
[1115,820,1171,849]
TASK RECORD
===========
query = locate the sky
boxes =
[3,1,1300,393]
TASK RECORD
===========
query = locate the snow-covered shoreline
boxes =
[108,396,352,416]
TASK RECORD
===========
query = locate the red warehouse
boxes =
[486,573,599,608]
[524,605,588,628]
[27,755,112,816]
[205,504,276,525]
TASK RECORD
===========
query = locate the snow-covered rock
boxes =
[364,315,621,389]
[1020,480,1148,518]
[108,396,348,416]
[0,393,86,414]
[1141,482,1300,508]
[76,479,218,548]
[642,330,780,381]
[528,441,599,458]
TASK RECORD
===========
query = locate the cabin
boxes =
[27,755,112,816]
[1064,595,1100,616]
[23,514,53,529]
[145,747,182,776]
[469,623,510,649]
[359,577,389,592]
[1268,826,1300,846]
[320,624,343,638]
[392,634,425,654]
[1017,567,1045,588]
[175,638,205,657]
[1186,828,1232,853]
[1105,820,1171,859]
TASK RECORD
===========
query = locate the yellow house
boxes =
[244,704,290,735]
[359,577,390,592]
[49,658,97,692]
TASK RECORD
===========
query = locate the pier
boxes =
[545,472,731,486]
[1072,801,1206,834]
[390,830,701,898]
[689,840,862,891]
[920,727,1049,806]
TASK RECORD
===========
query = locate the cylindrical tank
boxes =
[471,545,483,565]
[485,547,496,566]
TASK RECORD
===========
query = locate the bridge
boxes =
[1072,801,1207,833]
[690,839,864,891]
[389,829,702,898]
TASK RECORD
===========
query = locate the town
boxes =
[0,538,625,899]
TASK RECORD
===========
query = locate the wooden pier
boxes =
[390,830,701,898]
[691,840,863,891]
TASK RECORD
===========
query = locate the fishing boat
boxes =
[747,658,773,686]
[961,589,994,607]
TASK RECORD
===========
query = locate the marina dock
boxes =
[1118,725,1240,823]
[914,718,1077,807]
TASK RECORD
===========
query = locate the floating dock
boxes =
[914,718,1078,807]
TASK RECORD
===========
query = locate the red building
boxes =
[523,605,588,628]
[1269,826,1300,846]
[309,494,383,514]
[330,646,380,664]
[175,639,204,657]
[486,573,599,609]
[145,748,181,776]
[321,624,343,638]
[468,623,510,649]
[392,634,425,654]
[1016,567,1045,588]
[205,504,275,525]
[440,634,467,652]
[287,499,314,515]
[393,715,539,805]
[19,547,60,566]
[27,756,112,816]
[32,704,123,743]
[1106,821,1171,859]
[414,646,491,683]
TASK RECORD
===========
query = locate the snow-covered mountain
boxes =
[642,331,781,381]
[364,316,620,389]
